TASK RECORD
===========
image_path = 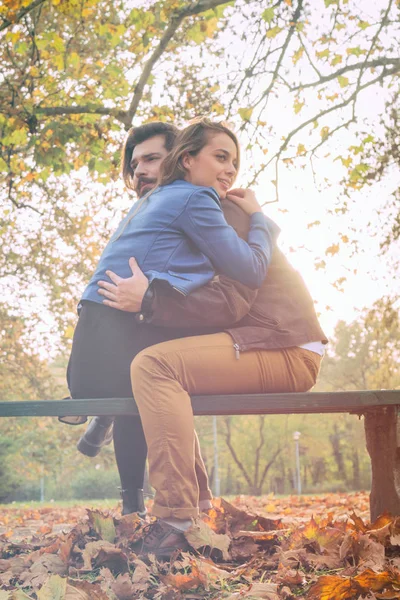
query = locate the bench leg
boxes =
[364,406,400,521]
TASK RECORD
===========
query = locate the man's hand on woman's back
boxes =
[97,257,149,312]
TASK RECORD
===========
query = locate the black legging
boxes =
[67,300,215,492]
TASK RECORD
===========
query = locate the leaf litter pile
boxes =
[0,492,400,599]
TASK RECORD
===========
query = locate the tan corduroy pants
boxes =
[130,332,321,519]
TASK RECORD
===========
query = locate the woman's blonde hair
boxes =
[158,117,240,186]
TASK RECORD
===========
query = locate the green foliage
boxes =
[0,303,55,400]
[0,437,20,502]
[10,465,121,501]
[315,297,400,392]
[69,467,120,500]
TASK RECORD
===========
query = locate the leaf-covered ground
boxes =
[0,492,399,599]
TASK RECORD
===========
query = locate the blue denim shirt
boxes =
[81,180,279,304]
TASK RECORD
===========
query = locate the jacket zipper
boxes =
[172,286,187,296]
[233,343,240,360]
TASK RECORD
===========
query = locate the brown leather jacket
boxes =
[137,200,328,352]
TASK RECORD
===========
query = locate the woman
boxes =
[127,125,328,559]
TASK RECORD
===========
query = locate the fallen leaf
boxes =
[190,556,230,584]
[185,519,231,560]
[230,537,260,561]
[29,554,67,577]
[115,512,144,544]
[110,572,139,599]
[162,569,205,591]
[308,575,361,599]
[36,574,67,600]
[87,510,116,544]
[276,565,306,585]
[225,582,280,599]
[81,540,128,573]
[66,578,110,599]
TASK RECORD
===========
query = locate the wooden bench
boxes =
[1,389,399,521]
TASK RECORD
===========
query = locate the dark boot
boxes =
[139,519,191,559]
[77,416,114,457]
[120,486,146,518]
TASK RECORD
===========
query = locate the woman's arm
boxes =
[181,188,280,289]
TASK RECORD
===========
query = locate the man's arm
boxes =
[98,257,258,328]
[141,276,258,328]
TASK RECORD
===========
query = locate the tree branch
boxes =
[125,0,231,126]
[254,416,265,489]
[259,446,283,491]
[251,0,304,114]
[290,57,400,92]
[355,0,393,91]
[0,0,47,32]
[223,417,253,489]
[33,104,126,121]
[28,0,230,127]
[250,64,400,186]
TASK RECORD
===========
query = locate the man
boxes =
[66,121,262,517]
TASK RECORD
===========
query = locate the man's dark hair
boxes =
[121,122,179,190]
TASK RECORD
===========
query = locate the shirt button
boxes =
[138,313,144,322]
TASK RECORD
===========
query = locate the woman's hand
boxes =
[226,188,263,216]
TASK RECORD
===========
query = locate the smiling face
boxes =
[182,132,238,199]
[130,134,169,197]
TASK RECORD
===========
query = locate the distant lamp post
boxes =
[212,416,220,496]
[293,431,302,495]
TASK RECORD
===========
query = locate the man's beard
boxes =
[135,177,157,197]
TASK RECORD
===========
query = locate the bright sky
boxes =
[236,83,400,337]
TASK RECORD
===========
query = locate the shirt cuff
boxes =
[135,283,154,323]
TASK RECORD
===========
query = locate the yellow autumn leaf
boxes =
[266,26,282,38]
[238,107,253,122]
[297,143,306,155]
[325,243,340,256]
[320,126,330,140]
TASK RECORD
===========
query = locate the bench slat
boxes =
[0,390,398,417]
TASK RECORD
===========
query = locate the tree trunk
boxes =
[364,406,400,521]
[351,448,361,490]
[330,423,347,483]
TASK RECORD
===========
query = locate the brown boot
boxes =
[139,519,191,559]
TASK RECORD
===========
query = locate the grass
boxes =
[0,498,120,509]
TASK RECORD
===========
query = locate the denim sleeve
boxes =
[181,189,280,289]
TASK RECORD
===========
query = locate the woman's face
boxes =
[182,132,238,199]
